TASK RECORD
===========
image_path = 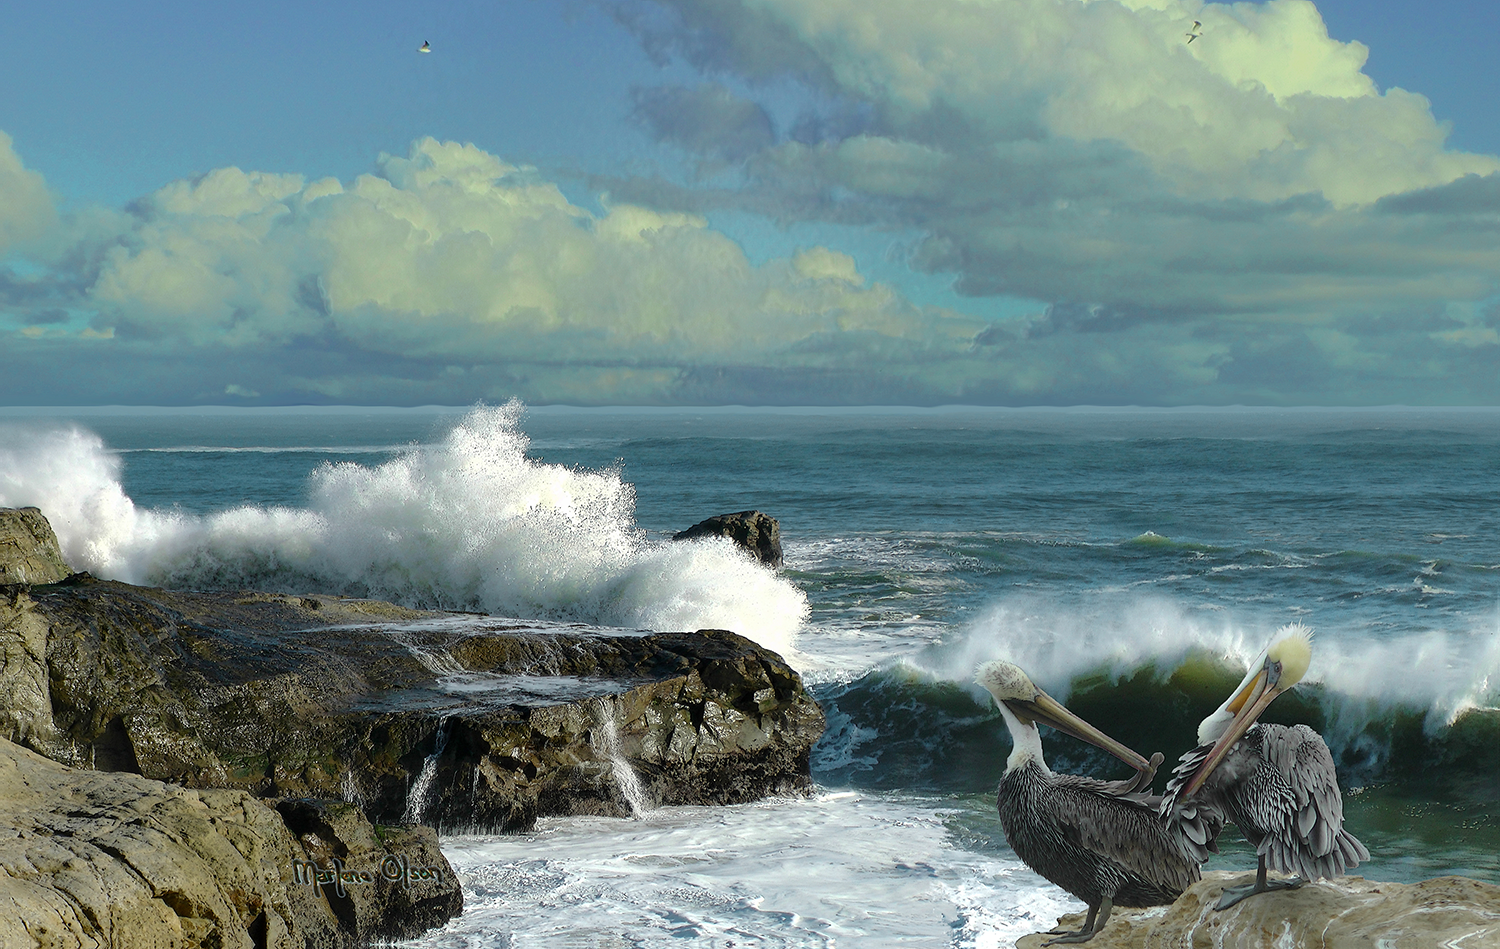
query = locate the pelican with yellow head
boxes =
[1160,625,1369,909]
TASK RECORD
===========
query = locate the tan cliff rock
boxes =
[1015,870,1500,948]
[0,737,460,948]
[0,507,70,586]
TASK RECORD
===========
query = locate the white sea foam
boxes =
[0,405,807,654]
[409,793,1070,949]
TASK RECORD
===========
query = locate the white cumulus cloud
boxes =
[7,137,991,404]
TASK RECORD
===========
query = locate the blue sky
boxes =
[3,0,1497,406]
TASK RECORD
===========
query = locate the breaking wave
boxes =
[0,403,807,655]
[811,596,1500,793]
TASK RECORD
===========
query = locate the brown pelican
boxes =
[1160,626,1369,909]
[977,660,1194,944]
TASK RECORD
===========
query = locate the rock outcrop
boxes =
[674,510,783,568]
[0,737,461,948]
[1,506,821,944]
[1015,870,1500,948]
[0,507,71,585]
[4,574,824,833]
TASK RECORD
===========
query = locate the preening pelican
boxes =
[1161,626,1369,909]
[977,661,1192,944]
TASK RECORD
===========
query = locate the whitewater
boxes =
[1,403,1497,946]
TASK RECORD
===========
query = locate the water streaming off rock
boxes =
[404,718,454,826]
[593,710,652,818]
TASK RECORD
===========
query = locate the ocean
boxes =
[1,403,1496,947]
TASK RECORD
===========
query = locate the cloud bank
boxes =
[600,0,1500,401]
[2,0,1498,405]
[2,137,985,404]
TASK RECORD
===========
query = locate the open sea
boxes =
[1,403,1497,947]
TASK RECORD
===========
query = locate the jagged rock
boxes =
[3,575,824,833]
[1015,869,1500,948]
[0,737,461,948]
[0,507,71,585]
[674,510,783,567]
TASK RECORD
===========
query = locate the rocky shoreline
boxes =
[0,507,825,946]
[6,505,1499,948]
[1016,869,1500,948]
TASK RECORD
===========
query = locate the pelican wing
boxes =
[1159,743,1227,864]
[1053,774,1202,895]
[1251,724,1370,879]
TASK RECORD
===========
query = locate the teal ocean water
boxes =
[2,404,1496,946]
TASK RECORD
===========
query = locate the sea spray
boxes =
[0,405,808,652]
[0,424,156,578]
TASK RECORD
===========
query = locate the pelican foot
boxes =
[1042,899,1109,944]
[1214,875,1305,911]
[1042,931,1099,945]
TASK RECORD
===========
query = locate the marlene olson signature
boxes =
[291,854,445,897]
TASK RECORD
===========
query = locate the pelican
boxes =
[977,661,1194,944]
[1160,626,1369,909]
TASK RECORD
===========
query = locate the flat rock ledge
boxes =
[0,737,461,949]
[2,575,824,832]
[1016,870,1500,948]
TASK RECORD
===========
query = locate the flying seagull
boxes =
[419,40,431,53]
[1186,21,1202,43]
[977,660,1190,944]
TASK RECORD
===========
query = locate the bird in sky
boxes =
[1186,21,1202,43]
[419,40,431,53]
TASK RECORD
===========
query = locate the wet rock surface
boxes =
[674,510,783,568]
[1015,869,1500,948]
[0,737,461,948]
[4,574,824,833]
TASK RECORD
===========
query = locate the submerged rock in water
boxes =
[3,574,823,833]
[0,737,461,948]
[674,510,783,567]
[0,507,72,585]
[1015,869,1500,948]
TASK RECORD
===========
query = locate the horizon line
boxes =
[4,403,1500,416]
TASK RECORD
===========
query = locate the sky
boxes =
[2,0,1498,407]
